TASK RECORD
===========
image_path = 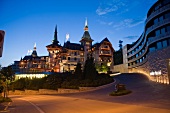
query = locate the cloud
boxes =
[123,36,138,39]
[97,20,113,26]
[113,18,145,30]
[96,6,118,15]
[96,0,126,15]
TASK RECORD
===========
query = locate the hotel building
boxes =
[13,20,114,74]
[123,0,170,84]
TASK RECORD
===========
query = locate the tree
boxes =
[74,62,83,80]
[83,56,97,80]
[95,63,109,73]
[0,66,14,98]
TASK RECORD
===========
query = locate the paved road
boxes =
[8,73,170,113]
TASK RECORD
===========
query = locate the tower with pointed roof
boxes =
[46,25,62,72]
[53,25,59,45]
[32,43,38,57]
[80,18,94,61]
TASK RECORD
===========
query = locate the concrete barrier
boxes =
[79,87,96,91]
[58,88,80,93]
[39,89,58,94]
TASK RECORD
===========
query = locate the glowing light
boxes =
[66,33,69,42]
[15,74,47,79]
[150,70,161,76]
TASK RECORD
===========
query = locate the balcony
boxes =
[146,18,170,36]
[99,53,112,57]
[127,36,147,58]
[128,46,148,63]
[148,31,170,45]
[100,47,110,50]
[128,33,145,53]
[128,57,148,69]
[145,4,170,24]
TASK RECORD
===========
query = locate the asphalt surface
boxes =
[1,73,170,113]
[56,73,170,109]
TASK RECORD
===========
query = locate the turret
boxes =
[32,43,37,57]
[53,25,59,45]
[79,18,93,61]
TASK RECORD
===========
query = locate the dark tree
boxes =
[83,56,97,80]
[0,66,14,98]
[114,50,123,65]
[74,62,83,80]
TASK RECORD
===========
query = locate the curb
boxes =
[0,102,10,113]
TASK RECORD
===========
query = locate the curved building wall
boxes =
[125,0,170,84]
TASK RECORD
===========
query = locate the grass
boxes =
[109,89,132,96]
[0,96,12,103]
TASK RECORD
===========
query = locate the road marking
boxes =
[20,99,45,113]
[4,102,11,111]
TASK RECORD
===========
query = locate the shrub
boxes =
[109,89,132,96]
[0,96,12,103]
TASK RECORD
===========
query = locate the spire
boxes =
[53,25,59,45]
[84,18,88,31]
[34,43,36,50]
[85,17,88,26]
[32,43,37,57]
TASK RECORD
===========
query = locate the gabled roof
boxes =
[22,55,41,60]
[46,43,62,48]
[92,37,114,51]
[63,41,84,51]
[100,37,110,43]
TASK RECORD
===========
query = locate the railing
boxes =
[128,57,148,69]
[146,18,170,36]
[128,46,148,63]
[145,4,170,24]
[128,33,145,52]
[148,31,170,45]
[127,36,147,58]
[99,53,112,56]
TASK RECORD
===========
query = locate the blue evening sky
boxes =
[0,0,157,67]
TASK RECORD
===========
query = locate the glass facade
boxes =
[126,0,170,69]
[157,42,162,49]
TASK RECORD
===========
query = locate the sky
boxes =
[0,0,157,67]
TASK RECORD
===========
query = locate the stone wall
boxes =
[129,46,170,84]
[8,87,96,95]
[112,64,128,73]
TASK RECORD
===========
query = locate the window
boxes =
[162,40,167,47]
[149,47,156,52]
[154,18,158,24]
[74,57,77,61]
[161,28,165,34]
[104,45,108,48]
[68,57,70,60]
[155,30,160,36]
[136,54,138,57]
[140,59,142,63]
[165,13,170,19]
[159,16,164,22]
[74,52,77,55]
[166,26,170,32]
[157,42,162,49]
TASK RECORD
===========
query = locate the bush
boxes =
[0,96,12,103]
[109,89,132,96]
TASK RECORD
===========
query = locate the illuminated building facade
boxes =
[13,44,49,73]
[123,0,170,84]
[46,19,114,72]
[13,20,114,74]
